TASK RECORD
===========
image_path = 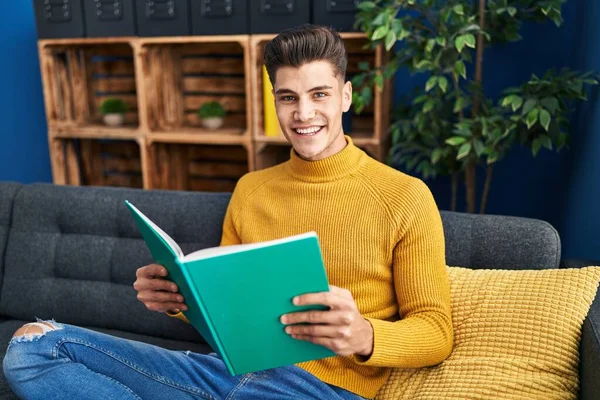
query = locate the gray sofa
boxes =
[0,181,597,399]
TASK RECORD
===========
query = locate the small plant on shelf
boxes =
[198,101,226,129]
[99,98,128,127]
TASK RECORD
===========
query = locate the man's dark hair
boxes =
[264,24,348,85]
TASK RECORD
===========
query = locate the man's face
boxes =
[273,61,352,161]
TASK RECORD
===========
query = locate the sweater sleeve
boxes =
[353,179,454,368]
[166,187,243,324]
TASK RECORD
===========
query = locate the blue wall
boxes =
[1,1,598,260]
[558,0,600,260]
[0,2,51,184]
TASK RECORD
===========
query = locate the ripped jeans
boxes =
[3,319,367,400]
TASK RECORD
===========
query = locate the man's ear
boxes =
[342,80,353,113]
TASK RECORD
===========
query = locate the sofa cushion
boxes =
[0,184,231,343]
[376,266,600,400]
[440,211,561,270]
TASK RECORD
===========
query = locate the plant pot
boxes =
[201,117,224,129]
[103,113,124,127]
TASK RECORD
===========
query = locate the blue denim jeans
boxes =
[3,319,367,400]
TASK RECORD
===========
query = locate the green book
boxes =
[125,200,336,375]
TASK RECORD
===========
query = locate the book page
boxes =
[127,202,184,259]
[180,231,317,263]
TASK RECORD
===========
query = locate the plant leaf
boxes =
[511,95,523,112]
[426,76,438,92]
[464,34,476,48]
[532,138,542,156]
[426,39,436,53]
[385,31,397,51]
[431,148,443,164]
[474,140,485,156]
[358,1,376,11]
[372,25,389,40]
[521,99,537,115]
[446,136,467,146]
[507,7,517,16]
[454,60,467,79]
[526,108,540,129]
[455,36,466,53]
[539,109,551,131]
[438,76,449,93]
[541,134,553,150]
[457,142,472,160]
[541,97,559,113]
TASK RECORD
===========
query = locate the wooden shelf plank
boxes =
[148,129,249,145]
[39,37,137,46]
[139,35,249,45]
[52,124,140,140]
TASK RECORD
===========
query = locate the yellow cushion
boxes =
[376,266,600,400]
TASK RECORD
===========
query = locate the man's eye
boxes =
[314,92,327,98]
[281,96,295,101]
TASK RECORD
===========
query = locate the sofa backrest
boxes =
[0,183,231,343]
[0,183,23,294]
[0,183,562,342]
[440,211,561,270]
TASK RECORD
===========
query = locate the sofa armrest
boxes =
[579,288,600,400]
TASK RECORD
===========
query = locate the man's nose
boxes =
[294,98,316,122]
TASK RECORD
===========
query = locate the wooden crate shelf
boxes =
[149,143,249,192]
[48,136,144,188]
[139,36,251,139]
[39,33,391,192]
[39,40,140,130]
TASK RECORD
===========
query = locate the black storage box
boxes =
[136,0,190,37]
[84,0,136,37]
[33,0,86,39]
[312,0,360,32]
[249,0,309,34]
[190,0,248,35]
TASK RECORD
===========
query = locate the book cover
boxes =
[125,200,336,375]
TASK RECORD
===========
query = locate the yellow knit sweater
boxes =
[169,136,454,399]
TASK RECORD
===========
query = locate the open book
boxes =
[125,200,335,375]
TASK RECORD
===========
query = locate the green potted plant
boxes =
[99,98,128,127]
[198,101,226,129]
[353,0,598,213]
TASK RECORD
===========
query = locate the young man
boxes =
[4,25,453,399]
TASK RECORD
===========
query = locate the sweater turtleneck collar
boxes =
[286,135,366,183]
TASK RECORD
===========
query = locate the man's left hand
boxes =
[280,285,374,357]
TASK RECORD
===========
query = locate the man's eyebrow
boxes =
[274,85,333,95]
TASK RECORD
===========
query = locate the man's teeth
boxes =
[295,126,322,135]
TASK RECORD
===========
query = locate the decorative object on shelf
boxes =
[198,101,226,129]
[262,65,282,137]
[354,1,599,214]
[99,98,128,127]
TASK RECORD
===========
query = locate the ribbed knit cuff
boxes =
[352,317,399,367]
[165,310,189,324]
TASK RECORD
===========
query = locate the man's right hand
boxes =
[133,264,188,313]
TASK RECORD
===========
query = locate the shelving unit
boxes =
[38,33,392,192]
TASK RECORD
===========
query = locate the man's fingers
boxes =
[137,290,184,304]
[136,264,168,279]
[285,324,351,339]
[294,291,349,310]
[134,278,178,293]
[281,310,354,326]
